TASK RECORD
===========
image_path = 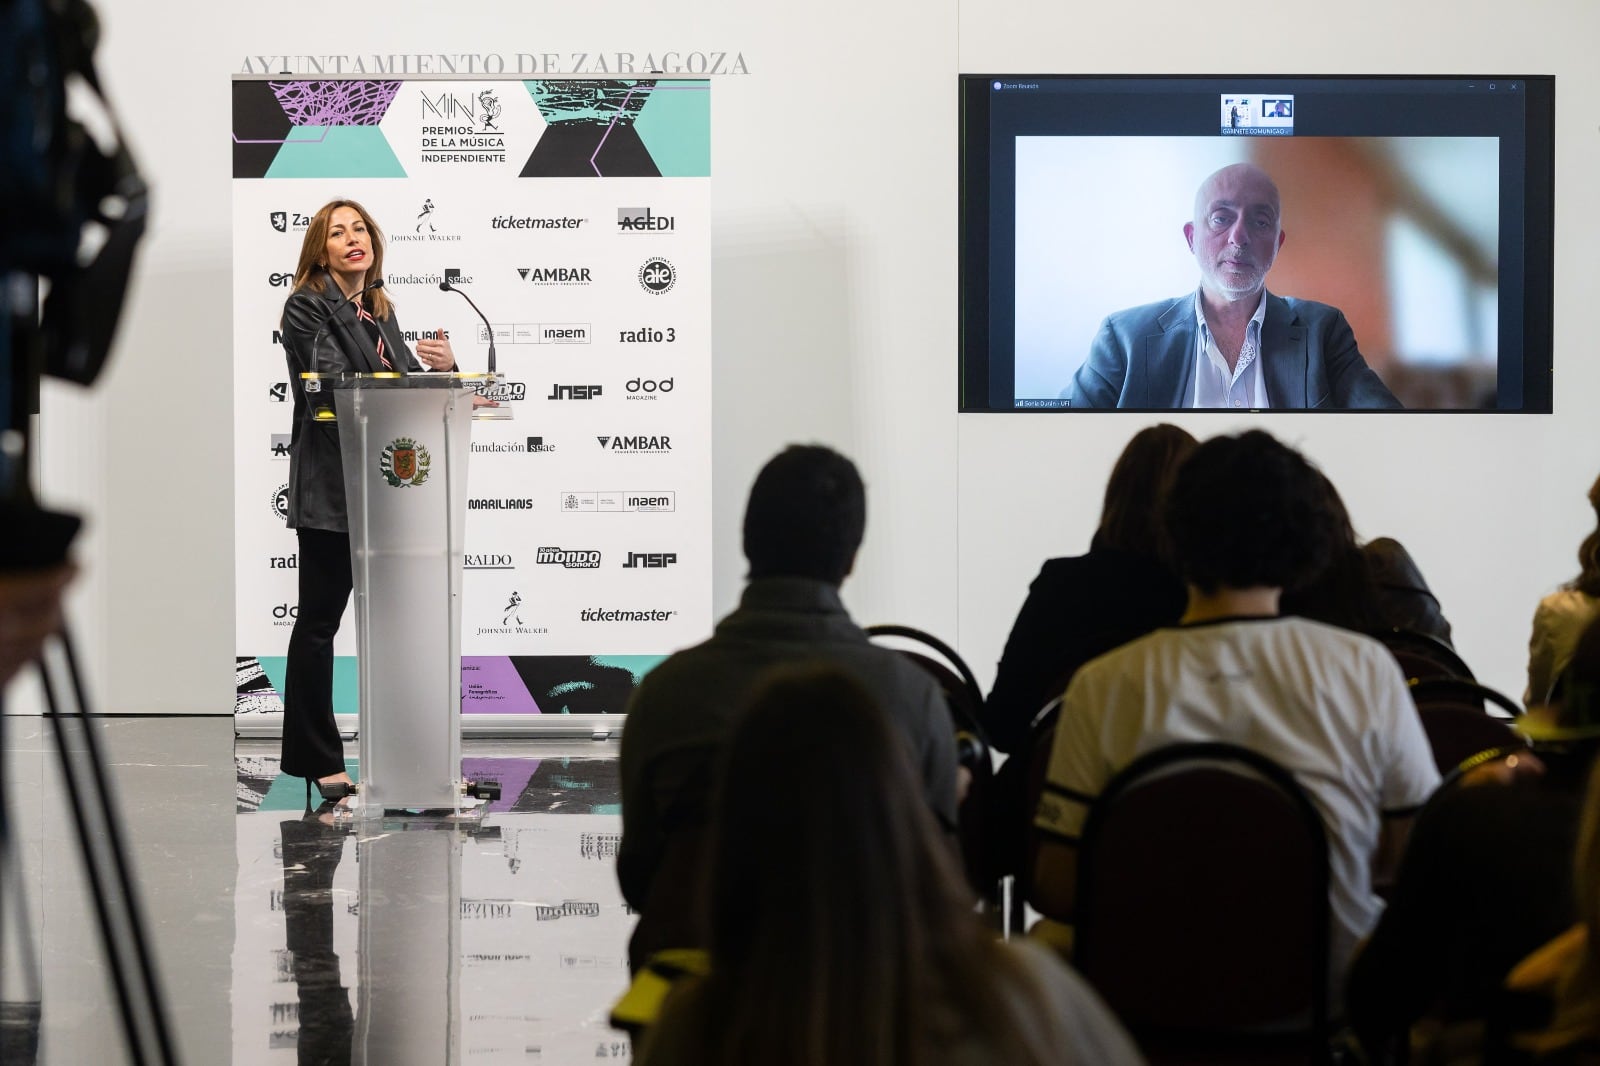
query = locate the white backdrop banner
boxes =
[232,77,711,723]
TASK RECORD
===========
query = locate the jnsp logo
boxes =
[548,385,602,401]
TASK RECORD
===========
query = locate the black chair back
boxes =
[1409,678,1528,774]
[1380,628,1475,683]
[1074,743,1331,1060]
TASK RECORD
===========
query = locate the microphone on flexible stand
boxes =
[439,279,496,379]
[306,275,384,421]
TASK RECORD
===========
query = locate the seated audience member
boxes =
[616,445,958,972]
[1501,759,1600,1064]
[1030,430,1440,987]
[1280,471,1453,644]
[982,424,1196,756]
[1347,615,1600,1063]
[1526,474,1600,707]
[635,666,1143,1066]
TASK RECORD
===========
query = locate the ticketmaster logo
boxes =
[579,608,676,622]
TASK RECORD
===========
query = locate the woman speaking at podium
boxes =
[278,199,457,805]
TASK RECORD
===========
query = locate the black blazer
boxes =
[982,548,1186,754]
[281,277,423,532]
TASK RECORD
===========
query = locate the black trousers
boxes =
[280,528,352,780]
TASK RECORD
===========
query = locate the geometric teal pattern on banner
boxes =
[257,655,360,715]
[266,126,406,178]
[632,80,710,177]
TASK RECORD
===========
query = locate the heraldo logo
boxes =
[517,266,592,286]
[464,553,515,571]
[536,547,602,569]
[639,258,676,295]
[271,603,299,627]
[560,491,676,512]
[623,552,677,569]
[548,384,601,401]
[618,325,676,344]
[626,377,674,400]
[269,382,288,402]
[579,607,677,623]
[596,435,671,455]
[270,484,290,522]
[468,498,534,510]
[618,207,675,233]
[270,433,291,459]
[268,272,293,288]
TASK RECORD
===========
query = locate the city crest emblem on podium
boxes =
[379,437,431,487]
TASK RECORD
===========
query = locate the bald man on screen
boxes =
[1060,163,1402,410]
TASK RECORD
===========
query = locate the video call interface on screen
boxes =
[958,75,1555,414]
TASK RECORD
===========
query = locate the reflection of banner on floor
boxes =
[231,77,711,723]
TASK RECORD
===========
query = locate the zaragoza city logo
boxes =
[379,437,431,487]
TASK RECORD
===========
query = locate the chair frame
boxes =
[1380,627,1476,683]
[1074,742,1332,1061]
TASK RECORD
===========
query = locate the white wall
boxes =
[29,0,1597,712]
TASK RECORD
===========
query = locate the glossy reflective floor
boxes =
[3,717,632,1064]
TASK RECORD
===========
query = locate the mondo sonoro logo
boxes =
[536,546,602,569]
[617,207,675,233]
[638,258,676,295]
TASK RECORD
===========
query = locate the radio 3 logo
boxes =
[549,384,601,400]
[623,552,677,569]
[618,326,676,344]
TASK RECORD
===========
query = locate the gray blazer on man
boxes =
[281,277,424,532]
[1060,292,1403,410]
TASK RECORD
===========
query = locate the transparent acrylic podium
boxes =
[305,371,490,817]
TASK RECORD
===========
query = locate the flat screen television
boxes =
[959,75,1554,412]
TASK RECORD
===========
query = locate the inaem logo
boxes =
[618,207,675,233]
[639,258,676,295]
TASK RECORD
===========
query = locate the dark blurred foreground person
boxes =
[1347,613,1600,1063]
[636,666,1142,1066]
[618,445,957,972]
[1526,473,1600,707]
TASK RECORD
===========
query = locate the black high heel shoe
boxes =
[303,776,356,811]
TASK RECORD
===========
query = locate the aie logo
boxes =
[379,437,431,488]
[270,433,291,459]
[536,547,602,569]
[618,326,676,344]
[271,484,290,522]
[516,266,592,286]
[639,258,676,295]
[618,207,675,233]
[626,377,674,399]
[269,554,298,569]
[623,552,677,569]
[548,384,601,401]
[268,272,293,287]
[269,382,288,402]
[597,435,672,454]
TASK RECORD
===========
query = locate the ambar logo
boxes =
[596,435,671,454]
[516,266,592,286]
